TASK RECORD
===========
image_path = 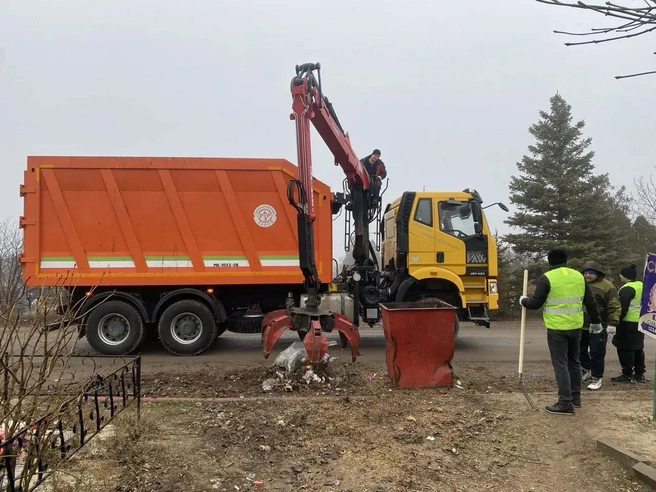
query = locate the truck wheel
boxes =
[85,300,146,356]
[157,300,218,356]
[227,314,265,334]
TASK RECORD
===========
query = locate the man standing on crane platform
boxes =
[360,149,387,207]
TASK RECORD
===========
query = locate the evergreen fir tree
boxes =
[504,93,629,272]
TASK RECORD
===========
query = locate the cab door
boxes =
[435,199,481,276]
[407,197,436,271]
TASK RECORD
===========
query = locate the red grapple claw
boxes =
[261,309,287,333]
[304,319,329,364]
[261,311,293,359]
[331,312,361,362]
[261,309,361,364]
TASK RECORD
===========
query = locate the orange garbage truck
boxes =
[19,64,505,358]
[19,155,504,357]
[20,156,336,356]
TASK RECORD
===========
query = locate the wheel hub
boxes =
[98,314,130,346]
[171,313,203,344]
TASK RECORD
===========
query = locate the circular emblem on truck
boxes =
[254,204,277,228]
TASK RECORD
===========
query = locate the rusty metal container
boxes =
[380,301,457,388]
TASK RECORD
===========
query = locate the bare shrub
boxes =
[0,280,90,491]
[0,219,23,313]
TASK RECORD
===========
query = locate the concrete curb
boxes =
[596,439,656,490]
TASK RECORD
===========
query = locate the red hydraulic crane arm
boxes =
[260,62,363,367]
[290,63,370,221]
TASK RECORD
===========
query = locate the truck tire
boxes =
[85,300,146,356]
[226,314,265,334]
[157,300,218,356]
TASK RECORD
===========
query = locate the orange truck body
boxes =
[21,156,333,288]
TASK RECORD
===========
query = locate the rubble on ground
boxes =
[261,341,342,394]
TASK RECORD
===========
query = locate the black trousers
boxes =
[580,329,608,378]
[547,329,582,405]
[369,178,381,203]
[617,348,646,377]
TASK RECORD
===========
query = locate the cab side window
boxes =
[413,198,433,227]
[438,200,477,238]
[385,217,395,239]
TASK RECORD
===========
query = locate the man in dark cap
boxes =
[360,149,387,208]
[579,261,621,390]
[519,248,602,415]
[611,264,648,383]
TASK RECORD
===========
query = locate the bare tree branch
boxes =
[0,218,24,311]
[536,0,656,78]
[634,171,656,223]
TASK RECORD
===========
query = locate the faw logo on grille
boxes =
[467,251,487,264]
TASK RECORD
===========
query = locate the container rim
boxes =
[379,301,457,311]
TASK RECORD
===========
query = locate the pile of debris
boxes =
[261,341,343,394]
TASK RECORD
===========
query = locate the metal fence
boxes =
[0,356,141,491]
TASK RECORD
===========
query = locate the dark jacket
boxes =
[522,264,601,326]
[580,261,621,329]
[360,155,387,180]
[612,282,644,351]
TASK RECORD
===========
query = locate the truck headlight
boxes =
[489,281,498,294]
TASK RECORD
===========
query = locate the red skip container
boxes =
[380,301,457,388]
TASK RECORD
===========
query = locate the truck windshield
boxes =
[438,201,477,238]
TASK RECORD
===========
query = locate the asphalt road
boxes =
[73,318,656,370]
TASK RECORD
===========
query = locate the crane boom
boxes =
[290,63,371,222]
[261,63,364,365]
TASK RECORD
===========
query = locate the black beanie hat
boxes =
[620,264,638,281]
[372,149,381,156]
[547,248,568,266]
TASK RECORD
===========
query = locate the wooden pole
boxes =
[519,269,528,377]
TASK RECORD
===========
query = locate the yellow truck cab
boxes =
[380,188,502,328]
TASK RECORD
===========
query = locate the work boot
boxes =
[611,374,634,383]
[572,391,581,408]
[545,402,575,415]
[587,378,602,390]
[581,369,592,382]
[635,374,649,383]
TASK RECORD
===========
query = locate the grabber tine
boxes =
[261,313,293,359]
[304,319,329,364]
[332,312,361,362]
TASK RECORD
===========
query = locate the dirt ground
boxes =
[46,356,656,492]
[8,319,654,491]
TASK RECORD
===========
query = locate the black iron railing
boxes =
[0,356,141,491]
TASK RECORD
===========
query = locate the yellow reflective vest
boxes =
[543,267,586,330]
[620,280,643,322]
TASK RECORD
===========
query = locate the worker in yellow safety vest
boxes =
[519,248,602,415]
[610,264,649,383]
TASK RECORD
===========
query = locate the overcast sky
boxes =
[1,0,654,258]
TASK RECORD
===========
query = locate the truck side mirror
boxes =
[471,201,483,235]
